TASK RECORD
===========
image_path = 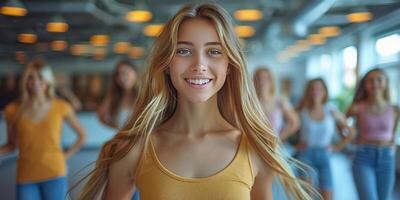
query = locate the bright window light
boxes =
[320,54,332,70]
[344,70,356,88]
[343,46,357,70]
[376,34,400,57]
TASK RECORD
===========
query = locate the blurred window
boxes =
[342,46,357,88]
[375,33,400,63]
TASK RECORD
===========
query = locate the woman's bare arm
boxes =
[279,97,300,141]
[104,141,142,200]
[250,146,274,200]
[0,125,17,154]
[97,95,117,129]
[64,110,86,159]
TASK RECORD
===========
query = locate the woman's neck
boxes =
[310,101,324,110]
[162,94,233,136]
[30,93,49,107]
[366,94,386,106]
[121,90,134,106]
[258,91,273,102]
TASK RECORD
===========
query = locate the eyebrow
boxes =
[177,41,221,46]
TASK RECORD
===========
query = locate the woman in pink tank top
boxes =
[346,68,400,200]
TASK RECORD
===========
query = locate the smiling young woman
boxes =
[78,3,318,200]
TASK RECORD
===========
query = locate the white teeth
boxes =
[186,79,211,85]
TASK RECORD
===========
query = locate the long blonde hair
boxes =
[78,3,317,200]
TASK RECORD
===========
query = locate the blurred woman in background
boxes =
[97,59,139,129]
[296,78,354,200]
[0,58,86,200]
[96,59,139,200]
[253,67,300,200]
[253,67,299,142]
[346,68,399,200]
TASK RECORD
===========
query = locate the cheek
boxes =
[168,67,183,89]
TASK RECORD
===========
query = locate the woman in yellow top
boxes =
[0,59,86,200]
[78,3,318,200]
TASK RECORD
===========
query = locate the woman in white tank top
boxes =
[296,78,354,200]
[97,60,138,129]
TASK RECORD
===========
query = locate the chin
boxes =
[188,96,213,103]
[181,93,215,104]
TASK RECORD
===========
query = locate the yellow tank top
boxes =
[136,134,254,200]
[4,98,72,183]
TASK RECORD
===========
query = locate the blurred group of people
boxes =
[253,67,399,200]
[0,58,140,200]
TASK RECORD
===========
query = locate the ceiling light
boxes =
[90,35,109,46]
[319,26,340,37]
[18,33,37,44]
[114,42,131,54]
[307,34,326,45]
[235,26,255,38]
[1,0,27,16]
[234,9,263,21]
[51,40,68,51]
[46,16,69,33]
[126,10,152,22]
[143,24,164,37]
[347,12,373,23]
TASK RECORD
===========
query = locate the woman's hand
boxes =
[295,142,307,150]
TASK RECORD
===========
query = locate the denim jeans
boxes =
[132,191,140,200]
[16,176,67,200]
[296,147,332,190]
[272,178,289,200]
[353,145,396,200]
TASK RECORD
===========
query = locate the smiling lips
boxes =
[185,78,213,88]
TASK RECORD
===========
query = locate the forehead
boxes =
[311,80,324,87]
[177,17,220,43]
[259,70,271,77]
[366,71,385,79]
[118,64,132,70]
[27,70,40,77]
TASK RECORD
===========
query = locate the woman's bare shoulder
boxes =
[108,133,144,180]
[246,136,275,178]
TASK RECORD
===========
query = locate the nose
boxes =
[192,64,207,72]
[192,54,208,72]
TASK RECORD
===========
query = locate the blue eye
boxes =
[209,49,222,56]
[176,48,192,56]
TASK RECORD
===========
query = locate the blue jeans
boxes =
[272,178,289,200]
[353,145,396,200]
[17,176,67,200]
[132,191,140,200]
[296,147,332,190]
